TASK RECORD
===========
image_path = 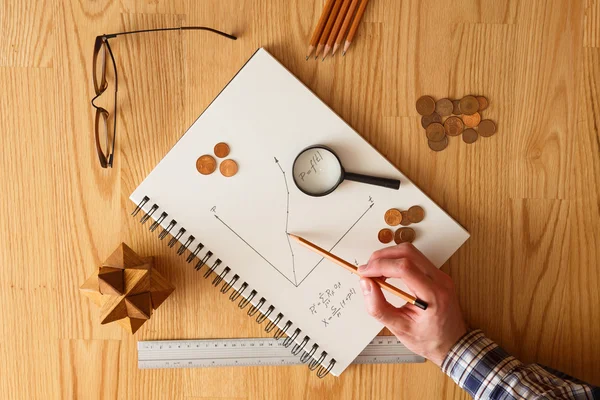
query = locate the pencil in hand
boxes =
[288,233,428,310]
[306,0,336,60]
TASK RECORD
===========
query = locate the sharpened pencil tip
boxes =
[342,51,346,56]
[305,56,309,61]
[322,57,325,62]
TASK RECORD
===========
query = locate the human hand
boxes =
[358,243,467,366]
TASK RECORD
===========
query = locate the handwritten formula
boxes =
[308,282,358,328]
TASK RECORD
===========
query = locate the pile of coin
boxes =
[416,95,497,151]
[196,142,238,177]
[377,205,425,244]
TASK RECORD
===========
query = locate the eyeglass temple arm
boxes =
[103,26,237,41]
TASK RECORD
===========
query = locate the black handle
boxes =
[344,172,400,190]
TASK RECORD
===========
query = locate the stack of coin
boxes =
[378,205,425,244]
[196,142,238,177]
[416,95,497,151]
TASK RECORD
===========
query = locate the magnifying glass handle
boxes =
[344,172,400,190]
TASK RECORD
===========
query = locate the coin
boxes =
[435,98,454,117]
[407,206,425,223]
[196,155,217,175]
[462,112,481,128]
[462,128,478,144]
[426,123,446,142]
[444,116,465,137]
[219,159,238,177]
[401,227,416,243]
[421,112,442,129]
[459,95,479,115]
[400,211,411,226]
[394,227,416,244]
[478,120,497,137]
[416,96,436,116]
[476,96,489,111]
[384,208,403,226]
[214,142,230,158]
[452,100,461,115]
[428,136,449,152]
[378,228,394,244]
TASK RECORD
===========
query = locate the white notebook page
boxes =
[130,48,469,376]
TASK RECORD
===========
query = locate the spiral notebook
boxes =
[130,48,469,377]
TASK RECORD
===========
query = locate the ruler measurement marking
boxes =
[138,336,425,369]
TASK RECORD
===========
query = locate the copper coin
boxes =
[421,112,442,129]
[452,100,461,115]
[462,112,481,128]
[219,159,238,177]
[407,206,425,223]
[462,128,478,144]
[384,208,403,226]
[394,227,416,244]
[196,155,217,175]
[426,123,446,142]
[478,120,497,137]
[435,98,454,117]
[444,116,465,137]
[428,136,449,152]
[399,211,411,226]
[476,96,489,112]
[378,228,394,244]
[214,142,230,158]
[459,96,479,115]
[400,227,416,243]
[416,96,436,116]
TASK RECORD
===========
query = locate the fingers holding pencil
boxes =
[288,233,428,310]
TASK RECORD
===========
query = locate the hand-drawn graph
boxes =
[214,157,374,287]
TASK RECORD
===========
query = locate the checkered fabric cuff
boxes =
[441,330,521,399]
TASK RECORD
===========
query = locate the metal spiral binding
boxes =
[132,196,337,378]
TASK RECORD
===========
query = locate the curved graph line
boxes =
[213,156,374,287]
[275,157,297,284]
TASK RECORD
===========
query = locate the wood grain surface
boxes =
[0,0,598,399]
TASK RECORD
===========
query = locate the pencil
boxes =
[322,0,353,61]
[342,0,370,56]
[315,0,344,59]
[288,233,428,310]
[332,0,360,57]
[306,0,336,60]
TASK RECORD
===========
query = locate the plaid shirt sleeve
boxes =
[441,330,600,399]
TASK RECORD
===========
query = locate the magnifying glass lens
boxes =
[292,147,342,196]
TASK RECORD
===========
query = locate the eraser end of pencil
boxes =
[414,299,428,310]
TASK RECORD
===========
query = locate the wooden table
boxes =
[1,0,598,398]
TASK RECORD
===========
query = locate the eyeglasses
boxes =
[91,27,237,168]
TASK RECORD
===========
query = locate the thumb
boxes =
[360,278,412,334]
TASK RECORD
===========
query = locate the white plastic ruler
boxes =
[138,336,425,369]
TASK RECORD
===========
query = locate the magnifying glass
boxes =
[292,145,401,197]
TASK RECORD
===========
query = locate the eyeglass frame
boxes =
[90,27,237,168]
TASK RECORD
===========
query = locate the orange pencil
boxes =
[332,0,360,57]
[342,0,370,56]
[306,0,336,60]
[322,0,352,61]
[288,233,428,310]
[315,0,344,59]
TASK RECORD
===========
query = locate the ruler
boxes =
[138,336,425,369]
